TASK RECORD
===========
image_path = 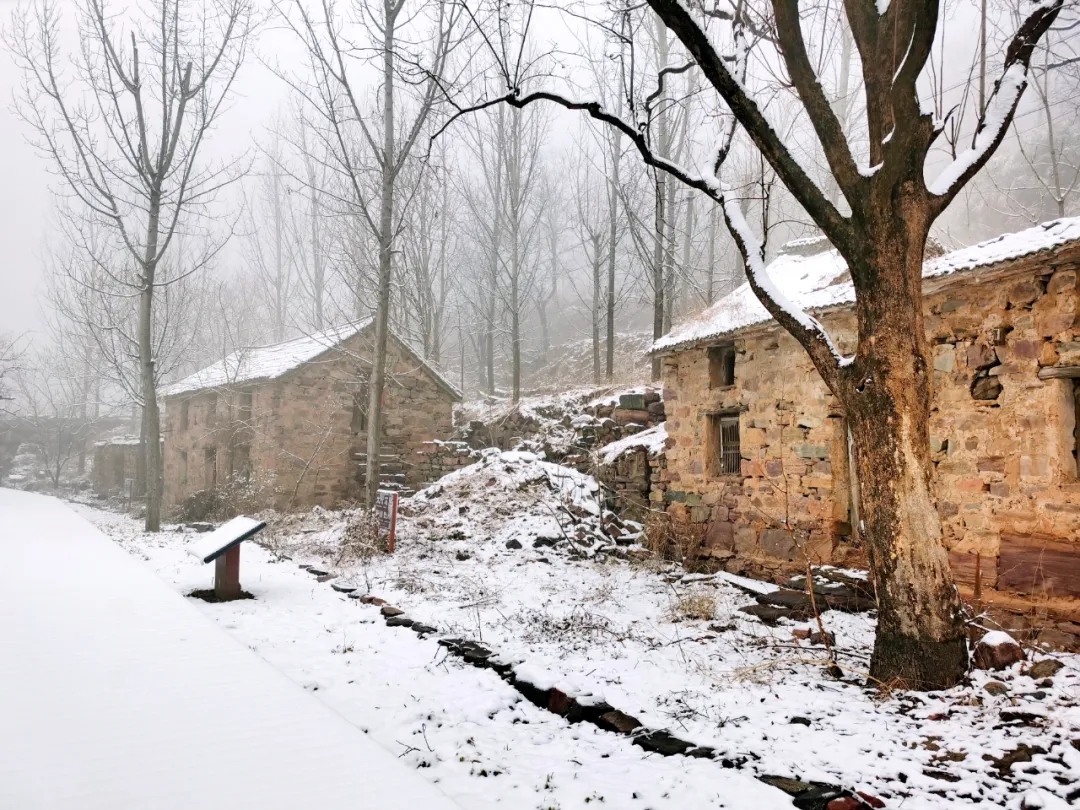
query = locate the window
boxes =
[708,344,736,388]
[207,393,219,426]
[351,386,369,433]
[238,390,253,425]
[179,400,189,431]
[204,447,217,487]
[707,412,742,476]
[179,450,188,484]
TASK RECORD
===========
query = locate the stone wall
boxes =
[412,440,478,485]
[163,333,458,512]
[661,246,1080,614]
[91,439,140,497]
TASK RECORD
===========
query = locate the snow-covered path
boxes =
[0,488,464,810]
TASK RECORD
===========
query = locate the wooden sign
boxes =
[188,516,266,601]
[375,490,399,553]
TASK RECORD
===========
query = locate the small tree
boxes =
[10,0,253,530]
[449,0,1063,689]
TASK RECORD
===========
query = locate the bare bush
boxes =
[667,590,717,623]
[642,511,705,562]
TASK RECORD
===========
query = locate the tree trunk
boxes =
[651,174,665,381]
[839,234,967,690]
[364,0,397,508]
[592,233,601,384]
[139,279,162,531]
[141,186,163,532]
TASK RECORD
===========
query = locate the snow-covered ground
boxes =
[70,453,1080,809]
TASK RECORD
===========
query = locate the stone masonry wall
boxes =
[163,333,457,512]
[662,248,1080,615]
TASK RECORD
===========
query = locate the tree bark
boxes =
[364,0,397,508]
[838,227,967,690]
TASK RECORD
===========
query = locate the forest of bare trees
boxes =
[4,0,1079,688]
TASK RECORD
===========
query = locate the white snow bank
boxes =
[652,216,1080,353]
[597,423,668,464]
[0,488,463,810]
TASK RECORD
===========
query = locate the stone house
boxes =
[649,217,1080,619]
[91,436,141,497]
[160,321,461,512]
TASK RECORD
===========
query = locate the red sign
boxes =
[375,490,399,553]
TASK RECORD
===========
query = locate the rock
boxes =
[307,567,329,577]
[1038,678,1054,688]
[411,623,438,635]
[984,681,1009,696]
[632,729,695,757]
[360,594,387,606]
[984,743,1046,775]
[756,589,820,614]
[455,550,472,561]
[973,630,1025,671]
[533,536,559,548]
[380,605,405,617]
[855,793,885,809]
[298,564,312,569]
[347,592,364,599]
[739,604,799,626]
[505,538,522,550]
[1032,690,1047,700]
[316,574,337,583]
[999,710,1044,726]
[385,616,414,628]
[1026,659,1064,679]
[596,710,642,735]
[789,716,811,726]
[187,522,215,533]
[331,582,356,593]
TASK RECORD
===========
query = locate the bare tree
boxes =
[242,142,297,343]
[447,0,1062,689]
[9,0,253,530]
[11,347,102,489]
[275,0,462,505]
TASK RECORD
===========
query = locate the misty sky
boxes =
[0,0,1010,344]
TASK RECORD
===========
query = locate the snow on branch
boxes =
[717,184,852,381]
[927,63,1028,198]
[926,0,1063,207]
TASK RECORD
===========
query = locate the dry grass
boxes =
[667,590,717,622]
[643,511,706,562]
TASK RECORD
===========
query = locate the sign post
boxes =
[188,516,266,600]
[374,489,399,553]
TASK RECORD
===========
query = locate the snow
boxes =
[160,321,462,401]
[161,321,371,397]
[188,515,266,563]
[598,423,668,464]
[652,216,1080,354]
[979,630,1018,647]
[928,63,1028,197]
[72,491,1080,809]
[0,488,463,810]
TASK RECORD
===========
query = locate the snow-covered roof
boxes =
[161,320,462,401]
[652,217,1080,354]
